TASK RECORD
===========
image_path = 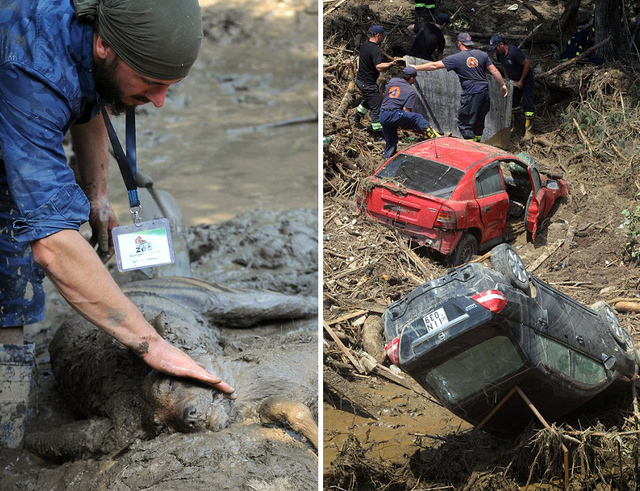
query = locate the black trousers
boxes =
[458,89,490,140]
[355,79,382,125]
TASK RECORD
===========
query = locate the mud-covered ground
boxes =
[323,0,640,489]
[0,1,319,490]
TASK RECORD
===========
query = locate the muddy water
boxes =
[323,381,470,470]
[106,0,319,226]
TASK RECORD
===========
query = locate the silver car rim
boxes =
[507,248,528,283]
[605,307,625,340]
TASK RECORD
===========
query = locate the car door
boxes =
[474,162,509,243]
[524,163,545,240]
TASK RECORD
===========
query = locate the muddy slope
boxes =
[323,0,640,489]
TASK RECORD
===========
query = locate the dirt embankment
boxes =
[323,0,640,489]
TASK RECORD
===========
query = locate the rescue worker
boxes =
[489,35,535,135]
[379,66,439,159]
[413,33,508,141]
[407,12,450,61]
[0,0,235,448]
[353,25,397,141]
[414,0,436,24]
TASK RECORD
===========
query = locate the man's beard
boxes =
[94,57,130,116]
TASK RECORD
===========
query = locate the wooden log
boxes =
[323,321,365,374]
[536,37,612,80]
[573,118,594,155]
[612,301,640,313]
[337,79,356,117]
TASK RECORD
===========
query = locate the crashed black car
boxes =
[383,244,639,435]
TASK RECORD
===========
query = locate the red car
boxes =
[360,137,568,265]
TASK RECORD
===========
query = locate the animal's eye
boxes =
[154,420,167,435]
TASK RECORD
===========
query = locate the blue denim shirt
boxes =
[0,0,100,243]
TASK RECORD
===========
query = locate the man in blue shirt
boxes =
[413,33,508,141]
[490,34,535,136]
[379,67,438,159]
[0,0,235,447]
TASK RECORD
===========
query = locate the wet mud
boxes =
[0,0,319,488]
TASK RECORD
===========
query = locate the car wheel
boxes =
[596,302,631,350]
[450,233,477,266]
[490,243,531,295]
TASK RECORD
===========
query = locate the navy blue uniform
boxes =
[442,50,494,140]
[380,78,434,159]
[496,45,534,117]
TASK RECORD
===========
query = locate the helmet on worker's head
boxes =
[74,0,203,80]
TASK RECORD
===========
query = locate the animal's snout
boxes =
[183,406,199,429]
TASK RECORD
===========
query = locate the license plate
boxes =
[423,307,448,332]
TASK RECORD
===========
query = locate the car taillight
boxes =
[385,337,400,365]
[471,290,507,313]
[435,205,457,228]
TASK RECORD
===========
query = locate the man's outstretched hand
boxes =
[138,335,237,399]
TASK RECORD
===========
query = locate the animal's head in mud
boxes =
[142,370,236,435]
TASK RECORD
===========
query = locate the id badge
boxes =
[112,218,175,272]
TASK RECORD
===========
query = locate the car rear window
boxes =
[423,335,524,404]
[376,154,464,198]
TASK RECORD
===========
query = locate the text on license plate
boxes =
[423,307,448,332]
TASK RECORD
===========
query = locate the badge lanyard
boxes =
[102,107,175,271]
[101,107,141,223]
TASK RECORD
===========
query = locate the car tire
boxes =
[596,302,631,350]
[490,243,531,295]
[450,233,477,266]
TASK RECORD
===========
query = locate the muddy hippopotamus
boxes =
[24,277,317,463]
[143,342,318,449]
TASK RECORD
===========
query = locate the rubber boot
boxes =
[0,343,35,448]
[353,108,366,129]
[424,125,440,139]
[524,114,533,141]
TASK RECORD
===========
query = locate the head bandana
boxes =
[73,0,203,80]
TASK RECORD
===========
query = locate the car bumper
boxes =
[367,211,462,255]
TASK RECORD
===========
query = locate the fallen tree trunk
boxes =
[536,37,612,80]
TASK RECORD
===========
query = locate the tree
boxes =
[593,0,625,59]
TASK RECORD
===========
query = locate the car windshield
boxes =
[424,335,525,404]
[375,154,464,198]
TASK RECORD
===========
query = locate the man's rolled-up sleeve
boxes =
[0,62,90,243]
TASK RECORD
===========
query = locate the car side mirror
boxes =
[602,354,615,370]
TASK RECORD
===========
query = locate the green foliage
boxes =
[629,82,640,107]
[622,202,640,261]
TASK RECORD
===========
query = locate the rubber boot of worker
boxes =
[523,112,534,140]
[371,122,384,142]
[354,105,367,129]
[473,135,482,142]
[511,106,523,134]
[424,125,440,139]
[0,342,36,449]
